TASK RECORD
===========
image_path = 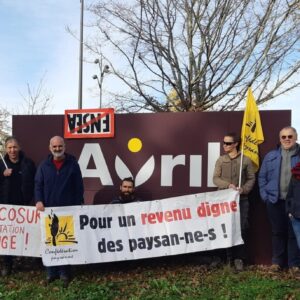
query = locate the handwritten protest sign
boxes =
[0,205,41,257]
[40,189,241,266]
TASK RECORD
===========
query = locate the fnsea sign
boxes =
[13,110,291,264]
[64,108,115,139]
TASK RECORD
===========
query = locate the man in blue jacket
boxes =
[259,126,300,275]
[35,136,84,287]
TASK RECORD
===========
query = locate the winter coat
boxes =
[213,152,255,195]
[258,144,300,203]
[0,151,36,205]
[34,153,84,207]
[286,176,300,218]
[111,195,141,204]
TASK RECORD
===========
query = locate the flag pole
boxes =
[0,152,8,169]
[238,132,245,189]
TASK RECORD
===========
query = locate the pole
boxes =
[100,72,103,109]
[78,0,84,109]
[0,153,8,169]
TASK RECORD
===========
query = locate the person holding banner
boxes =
[0,136,36,276]
[111,177,141,204]
[213,132,255,271]
[35,136,84,287]
[259,126,300,275]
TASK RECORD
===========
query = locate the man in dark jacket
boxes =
[286,162,300,249]
[35,136,84,287]
[111,177,141,204]
[0,136,35,276]
[259,126,300,276]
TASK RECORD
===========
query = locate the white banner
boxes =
[0,205,41,257]
[40,189,242,266]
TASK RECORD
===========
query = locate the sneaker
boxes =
[234,259,244,272]
[1,265,12,277]
[289,267,300,279]
[270,264,281,272]
[60,275,71,288]
[209,256,222,268]
[46,276,58,285]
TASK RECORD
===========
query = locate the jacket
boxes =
[286,176,300,218]
[258,144,300,203]
[0,151,35,205]
[111,195,141,204]
[213,152,255,195]
[35,153,84,207]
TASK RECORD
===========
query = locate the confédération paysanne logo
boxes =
[45,211,78,246]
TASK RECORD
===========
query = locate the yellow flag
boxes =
[241,87,264,172]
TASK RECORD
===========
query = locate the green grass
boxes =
[0,258,300,299]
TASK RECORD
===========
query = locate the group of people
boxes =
[0,135,138,287]
[213,126,300,276]
[0,125,300,286]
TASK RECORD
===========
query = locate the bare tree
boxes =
[0,75,53,147]
[19,74,53,115]
[0,107,12,149]
[85,0,300,112]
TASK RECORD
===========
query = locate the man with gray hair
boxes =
[0,136,35,276]
[259,126,300,276]
[35,136,84,287]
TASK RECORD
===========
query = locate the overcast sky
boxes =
[0,0,299,134]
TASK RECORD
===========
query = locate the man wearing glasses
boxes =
[259,126,300,276]
[213,132,255,271]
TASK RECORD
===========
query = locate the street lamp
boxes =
[93,58,110,108]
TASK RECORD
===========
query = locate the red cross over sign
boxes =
[64,108,115,139]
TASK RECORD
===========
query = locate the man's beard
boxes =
[52,151,64,159]
[120,192,134,203]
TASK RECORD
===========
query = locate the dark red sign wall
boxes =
[13,110,291,264]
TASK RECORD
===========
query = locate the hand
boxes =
[237,187,244,194]
[228,184,236,190]
[36,201,45,212]
[3,168,13,177]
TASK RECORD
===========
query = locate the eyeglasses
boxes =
[223,141,235,146]
[281,135,293,140]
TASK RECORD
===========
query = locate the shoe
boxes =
[233,259,244,272]
[270,264,281,272]
[46,276,58,285]
[60,276,71,288]
[289,267,300,279]
[226,257,233,268]
[1,266,11,277]
[209,256,222,268]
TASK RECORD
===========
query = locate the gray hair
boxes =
[279,126,298,138]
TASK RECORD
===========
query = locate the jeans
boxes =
[227,197,249,261]
[46,265,71,279]
[1,256,12,271]
[267,200,300,268]
[290,215,300,249]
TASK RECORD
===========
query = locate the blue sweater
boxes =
[258,144,300,203]
[35,153,84,207]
